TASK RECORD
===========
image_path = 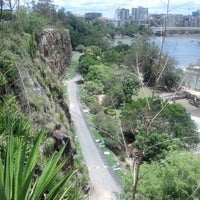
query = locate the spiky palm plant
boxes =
[0,133,79,200]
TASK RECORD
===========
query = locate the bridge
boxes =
[152,26,200,35]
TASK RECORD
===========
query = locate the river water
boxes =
[152,35,200,68]
[114,35,200,69]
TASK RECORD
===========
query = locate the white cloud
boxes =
[53,0,200,17]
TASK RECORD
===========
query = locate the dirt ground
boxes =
[175,99,200,117]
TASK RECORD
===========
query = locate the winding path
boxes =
[67,75,122,200]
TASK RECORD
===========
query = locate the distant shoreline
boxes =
[114,33,200,39]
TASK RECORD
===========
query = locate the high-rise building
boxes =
[131,6,148,21]
[192,9,200,17]
[115,8,129,20]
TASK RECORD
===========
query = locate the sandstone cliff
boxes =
[40,28,72,78]
[0,27,74,167]
[14,28,72,133]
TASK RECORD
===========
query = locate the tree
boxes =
[102,84,125,109]
[124,37,160,86]
[114,43,130,55]
[93,113,123,153]
[82,80,104,96]
[120,95,198,199]
[122,73,140,103]
[84,64,113,92]
[78,54,99,75]
[102,48,124,65]
[124,36,182,90]
[0,0,3,21]
[121,97,198,157]
[32,0,56,22]
[136,152,200,199]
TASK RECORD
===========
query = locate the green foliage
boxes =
[78,54,98,75]
[93,113,122,153]
[116,23,152,37]
[56,10,113,49]
[162,103,198,144]
[122,73,140,103]
[0,10,12,21]
[102,84,125,109]
[29,34,38,59]
[137,152,200,199]
[0,49,14,86]
[27,12,49,35]
[87,100,102,114]
[121,97,198,161]
[125,37,159,85]
[114,43,130,55]
[13,6,48,35]
[79,85,98,105]
[0,133,79,200]
[32,0,56,23]
[135,131,182,162]
[84,64,113,91]
[82,81,104,96]
[102,48,124,65]
[159,57,182,91]
[124,36,182,90]
[84,46,102,57]
[0,95,32,138]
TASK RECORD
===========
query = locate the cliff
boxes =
[40,28,72,78]
[0,26,73,166]
[18,28,72,131]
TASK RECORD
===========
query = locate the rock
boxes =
[52,124,74,170]
[40,28,72,78]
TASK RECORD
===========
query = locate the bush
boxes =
[137,152,200,199]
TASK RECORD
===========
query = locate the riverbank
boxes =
[138,87,200,125]
[175,99,200,117]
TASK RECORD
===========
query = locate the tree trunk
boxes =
[0,1,3,22]
[132,161,141,200]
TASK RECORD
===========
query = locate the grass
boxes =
[133,87,153,100]
[65,52,81,80]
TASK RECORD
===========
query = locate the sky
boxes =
[53,0,200,18]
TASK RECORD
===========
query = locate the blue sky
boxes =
[53,0,200,18]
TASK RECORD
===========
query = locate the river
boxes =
[113,34,200,69]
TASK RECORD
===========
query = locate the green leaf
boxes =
[13,139,26,200]
[4,133,14,200]
[23,133,44,182]
[0,180,7,200]
[46,170,76,200]
[31,145,67,200]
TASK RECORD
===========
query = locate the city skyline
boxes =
[54,0,200,18]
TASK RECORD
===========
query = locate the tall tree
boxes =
[32,0,56,22]
[0,0,3,21]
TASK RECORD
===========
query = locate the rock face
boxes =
[12,27,74,167]
[16,28,73,131]
[40,28,72,78]
[52,124,74,170]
